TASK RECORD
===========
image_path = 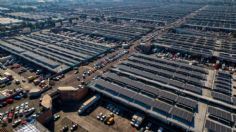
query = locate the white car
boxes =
[15,106,20,111]
[97,113,103,120]
[100,115,106,121]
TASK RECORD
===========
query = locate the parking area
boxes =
[0,58,45,131]
[52,96,168,132]
[0,92,42,131]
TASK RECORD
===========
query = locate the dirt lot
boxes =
[0,95,42,132]
[0,68,43,132]
[54,106,135,132]
[55,117,88,132]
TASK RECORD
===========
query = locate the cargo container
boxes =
[78,94,100,115]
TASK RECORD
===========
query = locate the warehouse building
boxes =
[88,53,236,132]
[0,31,111,74]
[57,86,88,101]
[64,21,152,42]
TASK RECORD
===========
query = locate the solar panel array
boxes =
[153,31,236,63]
[212,71,234,104]
[208,106,233,125]
[80,4,202,26]
[93,77,195,124]
[88,53,210,128]
[125,53,208,94]
[0,31,110,73]
[205,119,232,132]
[87,53,236,131]
[184,5,236,32]
[153,32,214,57]
[65,21,151,41]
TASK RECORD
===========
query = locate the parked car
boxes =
[6,99,14,104]
[7,112,14,122]
[100,115,106,122]
[97,113,103,120]
[61,126,68,132]
[15,80,21,85]
[70,123,78,131]
[14,95,22,100]
[12,119,21,127]
[53,114,60,121]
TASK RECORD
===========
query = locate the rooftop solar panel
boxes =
[118,87,137,99]
[208,106,233,123]
[233,97,236,105]
[133,94,154,107]
[184,84,202,95]
[159,90,178,103]
[176,96,198,111]
[167,79,184,89]
[94,79,121,93]
[153,101,172,114]
[212,92,232,104]
[105,72,159,95]
[170,107,194,123]
[205,120,232,132]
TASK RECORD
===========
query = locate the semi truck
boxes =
[78,94,101,115]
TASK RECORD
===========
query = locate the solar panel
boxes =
[212,92,232,104]
[215,83,231,90]
[218,71,231,78]
[153,101,172,114]
[124,61,173,78]
[159,90,178,104]
[208,106,233,123]
[184,84,202,95]
[214,86,231,95]
[205,119,232,132]
[105,72,159,95]
[133,94,154,107]
[233,97,236,105]
[170,107,194,124]
[183,76,203,87]
[168,79,184,89]
[94,79,121,93]
[233,115,236,125]
[176,96,198,111]
[118,87,137,99]
[105,72,140,91]
[215,79,231,87]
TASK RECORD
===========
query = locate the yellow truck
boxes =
[28,76,36,82]
[105,113,114,125]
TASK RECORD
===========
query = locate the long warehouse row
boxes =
[153,29,236,63]
[88,53,236,132]
[0,31,111,73]
[184,5,236,32]
[65,21,152,42]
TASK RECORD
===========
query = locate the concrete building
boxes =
[38,94,53,124]
[58,86,88,101]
